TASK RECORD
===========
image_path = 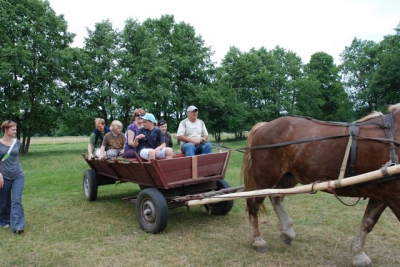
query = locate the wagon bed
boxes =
[83,151,231,189]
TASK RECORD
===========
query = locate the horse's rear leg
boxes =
[270,195,295,245]
[247,196,268,252]
[351,198,387,267]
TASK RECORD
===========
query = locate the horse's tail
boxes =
[242,122,267,192]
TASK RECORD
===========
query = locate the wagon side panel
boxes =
[89,160,120,179]
[148,152,230,188]
[196,152,229,178]
[124,162,157,187]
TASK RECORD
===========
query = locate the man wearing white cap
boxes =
[176,105,212,156]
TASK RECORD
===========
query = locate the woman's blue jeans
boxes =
[0,175,25,231]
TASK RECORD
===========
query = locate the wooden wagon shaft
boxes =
[187,164,400,206]
[171,186,245,203]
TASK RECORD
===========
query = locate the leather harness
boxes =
[346,113,399,177]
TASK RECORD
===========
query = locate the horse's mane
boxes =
[388,103,400,113]
[356,103,400,122]
[357,111,383,122]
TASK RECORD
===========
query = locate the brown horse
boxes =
[242,104,400,267]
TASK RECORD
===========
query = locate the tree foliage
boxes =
[119,15,213,131]
[2,1,400,154]
[340,38,379,116]
[340,29,400,115]
[305,52,352,121]
[0,0,74,153]
[370,34,400,108]
[217,46,303,136]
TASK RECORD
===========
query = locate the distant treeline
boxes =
[1,0,399,153]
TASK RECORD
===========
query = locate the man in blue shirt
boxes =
[133,113,173,160]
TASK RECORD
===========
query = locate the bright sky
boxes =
[50,0,399,65]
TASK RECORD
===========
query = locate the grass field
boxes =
[0,138,398,267]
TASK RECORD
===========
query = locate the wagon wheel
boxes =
[136,188,168,233]
[204,180,234,215]
[83,169,98,201]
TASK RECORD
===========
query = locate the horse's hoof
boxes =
[253,237,268,252]
[352,252,372,267]
[280,232,294,246]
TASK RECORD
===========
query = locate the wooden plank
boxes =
[108,163,136,183]
[125,162,156,186]
[192,156,198,179]
[92,160,120,178]
[155,157,192,171]
[145,161,169,188]
[154,152,230,184]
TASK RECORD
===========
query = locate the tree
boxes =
[218,46,303,136]
[340,38,379,116]
[120,15,214,130]
[83,20,122,125]
[198,67,246,141]
[294,77,324,118]
[305,52,352,121]
[370,34,400,108]
[55,47,97,136]
[0,0,74,153]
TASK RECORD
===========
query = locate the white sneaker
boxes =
[1,224,10,228]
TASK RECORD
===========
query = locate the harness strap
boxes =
[382,113,399,164]
[346,124,360,177]
[338,133,353,181]
[236,134,349,151]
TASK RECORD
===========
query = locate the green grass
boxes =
[0,138,398,267]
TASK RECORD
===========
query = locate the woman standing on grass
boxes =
[0,120,25,234]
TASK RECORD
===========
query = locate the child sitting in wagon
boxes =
[133,113,173,160]
[99,120,126,160]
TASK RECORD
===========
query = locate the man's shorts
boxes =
[139,148,167,160]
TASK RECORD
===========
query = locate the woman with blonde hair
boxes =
[99,120,126,159]
[0,120,25,234]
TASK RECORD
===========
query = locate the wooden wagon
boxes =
[82,151,239,233]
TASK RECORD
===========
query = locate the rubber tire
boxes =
[204,180,234,215]
[83,169,98,201]
[136,188,168,233]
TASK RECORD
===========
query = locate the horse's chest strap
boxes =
[382,113,399,164]
[346,124,360,177]
[347,113,399,177]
